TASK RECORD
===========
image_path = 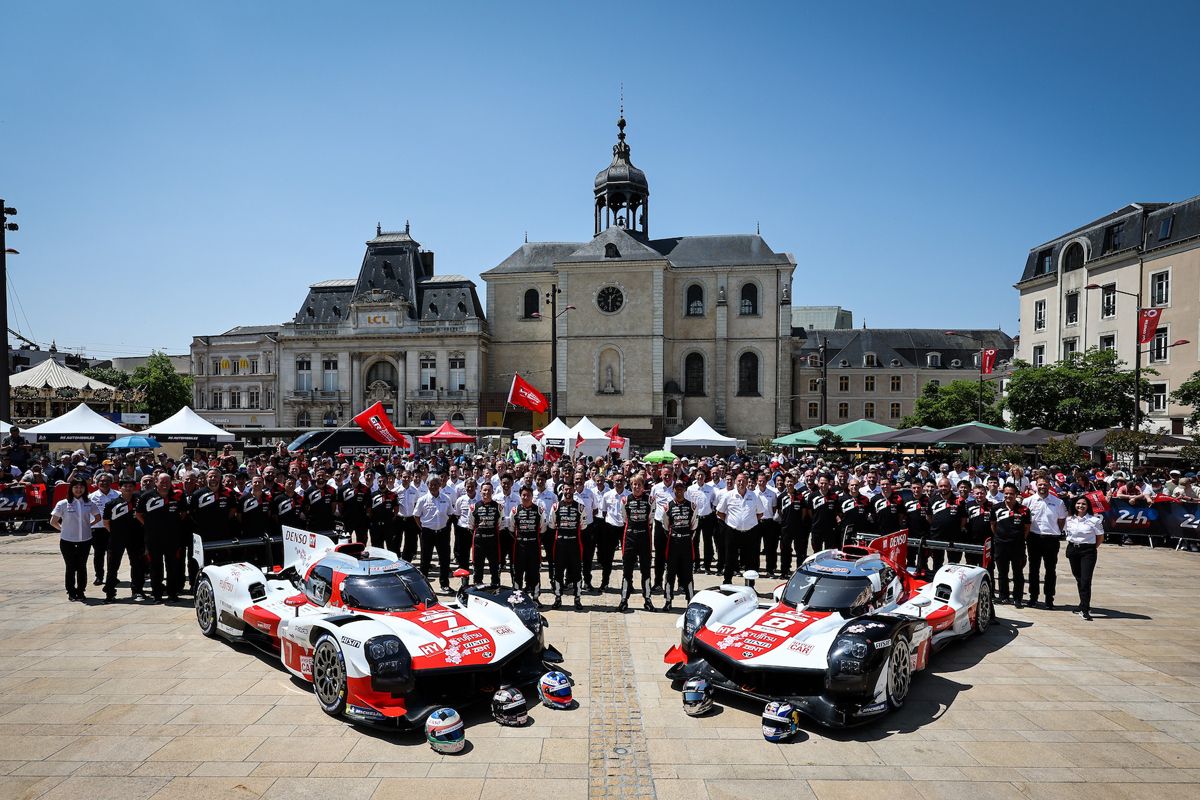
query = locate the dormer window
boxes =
[604,243,621,258]
[927,352,942,368]
[863,353,877,367]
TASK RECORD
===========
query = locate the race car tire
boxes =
[311,634,348,718]
[195,576,218,638]
[886,635,913,710]
[974,578,993,635]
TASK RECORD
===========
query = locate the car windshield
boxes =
[782,570,874,614]
[340,568,437,611]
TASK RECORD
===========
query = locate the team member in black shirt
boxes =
[837,479,872,550]
[190,469,238,543]
[618,476,655,612]
[962,485,993,566]
[550,486,584,610]
[305,467,338,532]
[870,477,908,535]
[778,474,807,573]
[904,481,931,566]
[926,478,964,574]
[339,466,370,544]
[806,474,840,554]
[471,483,503,588]
[271,477,306,533]
[991,484,1030,606]
[136,473,187,602]
[510,486,544,602]
[103,477,146,602]
[663,482,697,611]
[368,481,398,550]
[240,476,271,539]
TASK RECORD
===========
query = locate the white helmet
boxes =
[681,677,713,717]
[425,707,465,753]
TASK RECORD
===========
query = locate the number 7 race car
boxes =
[663,532,992,727]
[194,526,564,729]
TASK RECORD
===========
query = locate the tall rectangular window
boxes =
[808,378,819,392]
[247,388,260,409]
[1159,215,1174,240]
[807,402,818,418]
[1099,334,1116,351]
[210,390,223,409]
[1032,345,1045,367]
[449,357,466,391]
[1062,338,1078,359]
[1100,284,1116,318]
[1037,249,1053,275]
[322,358,338,392]
[1065,292,1079,325]
[889,402,901,419]
[229,389,241,409]
[1151,271,1170,306]
[1103,222,1124,254]
[1033,300,1046,331]
[838,376,849,392]
[295,358,312,391]
[211,358,221,376]
[1150,327,1169,362]
[1150,383,1168,412]
[420,356,437,391]
[864,402,875,419]
[265,389,273,408]
[837,402,849,419]
[864,375,876,392]
[249,357,259,374]
[890,376,901,392]
[231,358,241,376]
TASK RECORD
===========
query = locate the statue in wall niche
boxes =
[718,285,726,303]
[602,364,618,393]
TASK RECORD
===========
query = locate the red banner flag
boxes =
[1085,490,1110,513]
[980,348,998,375]
[508,373,549,413]
[606,424,626,450]
[574,432,584,450]
[352,402,410,448]
[1138,308,1162,345]
[531,429,545,441]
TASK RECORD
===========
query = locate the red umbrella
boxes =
[418,420,476,445]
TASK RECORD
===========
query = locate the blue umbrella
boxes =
[108,435,161,449]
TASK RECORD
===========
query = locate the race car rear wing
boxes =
[192,532,283,570]
[850,531,992,570]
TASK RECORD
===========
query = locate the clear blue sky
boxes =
[4,1,1199,358]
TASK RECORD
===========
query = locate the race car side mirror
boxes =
[912,596,931,617]
[284,594,306,617]
[742,570,759,592]
[772,585,784,603]
[453,568,471,594]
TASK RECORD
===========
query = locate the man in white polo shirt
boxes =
[1022,476,1067,609]
[716,473,762,585]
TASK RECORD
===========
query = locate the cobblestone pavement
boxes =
[1,531,1199,800]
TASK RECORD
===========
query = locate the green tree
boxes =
[899,379,1002,429]
[81,366,133,390]
[1169,370,1200,430]
[1003,349,1152,433]
[1039,435,1082,467]
[813,427,844,455]
[1103,428,1164,467]
[131,352,192,423]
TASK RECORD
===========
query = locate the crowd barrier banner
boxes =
[1102,497,1200,541]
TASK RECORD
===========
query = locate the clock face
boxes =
[598,286,624,314]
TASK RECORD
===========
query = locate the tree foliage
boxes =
[1039,436,1083,467]
[81,366,133,391]
[1103,428,1165,466]
[131,352,192,423]
[899,379,1003,430]
[813,427,844,454]
[1169,370,1200,431]
[1003,349,1152,433]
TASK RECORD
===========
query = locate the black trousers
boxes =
[1066,542,1097,612]
[551,532,582,599]
[104,531,146,598]
[620,530,652,602]
[781,523,806,575]
[759,520,780,574]
[580,523,598,586]
[399,517,419,561]
[696,515,718,571]
[60,538,90,595]
[595,522,621,585]
[993,537,1025,600]
[663,533,694,603]
[653,520,668,586]
[369,522,391,550]
[451,515,472,570]
[419,526,451,585]
[1027,535,1061,602]
[810,526,839,555]
[90,527,108,580]
[472,533,501,587]
[511,541,541,594]
[723,528,756,584]
[713,519,728,572]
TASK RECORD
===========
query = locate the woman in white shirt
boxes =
[51,478,101,601]
[1064,495,1104,621]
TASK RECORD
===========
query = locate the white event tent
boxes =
[24,403,135,442]
[569,416,628,458]
[142,407,236,444]
[664,417,745,453]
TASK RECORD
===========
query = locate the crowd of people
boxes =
[12,433,1194,619]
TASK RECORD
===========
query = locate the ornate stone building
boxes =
[191,225,488,439]
[482,115,796,442]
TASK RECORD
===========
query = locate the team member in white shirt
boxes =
[88,473,121,587]
[716,473,762,585]
[574,473,603,592]
[598,473,630,591]
[1064,495,1104,620]
[687,468,718,574]
[413,476,453,592]
[52,478,101,601]
[395,471,421,561]
[1022,477,1067,608]
[650,467,676,591]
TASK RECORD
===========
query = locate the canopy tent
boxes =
[665,417,744,453]
[899,422,1032,446]
[417,420,476,445]
[1017,427,1067,445]
[24,403,134,442]
[856,425,934,444]
[568,416,629,458]
[515,417,573,457]
[772,419,896,446]
[141,406,235,444]
[1073,427,1193,449]
[0,421,9,436]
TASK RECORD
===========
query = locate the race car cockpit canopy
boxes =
[782,554,890,615]
[304,552,438,611]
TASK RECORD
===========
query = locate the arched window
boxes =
[666,399,678,421]
[739,283,758,316]
[365,360,397,389]
[296,410,311,428]
[1063,242,1085,272]
[737,352,760,396]
[420,410,435,426]
[686,284,704,316]
[684,353,705,396]
[523,288,540,319]
[451,412,465,423]
[323,410,338,427]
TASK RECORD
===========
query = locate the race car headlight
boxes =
[365,635,413,693]
[367,637,402,661]
[682,604,713,652]
[836,638,870,659]
[511,601,543,635]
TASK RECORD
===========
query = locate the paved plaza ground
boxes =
[1,532,1199,800]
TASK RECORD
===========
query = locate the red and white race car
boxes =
[195,527,563,728]
[664,533,992,727]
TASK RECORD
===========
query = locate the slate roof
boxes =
[793,328,1015,370]
[219,325,281,337]
[791,306,853,330]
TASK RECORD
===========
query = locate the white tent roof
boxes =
[142,407,235,442]
[10,359,118,391]
[0,421,9,435]
[539,417,572,441]
[24,403,134,442]
[569,416,608,440]
[665,417,743,451]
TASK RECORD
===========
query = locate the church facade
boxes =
[482,116,795,442]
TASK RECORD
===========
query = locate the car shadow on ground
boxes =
[708,615,1031,743]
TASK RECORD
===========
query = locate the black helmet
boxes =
[491,685,528,727]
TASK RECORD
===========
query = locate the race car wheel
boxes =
[195,576,217,638]
[311,634,348,717]
[974,578,993,634]
[886,635,913,709]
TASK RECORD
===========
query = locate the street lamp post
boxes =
[0,200,18,423]
[542,285,575,420]
[819,336,828,427]
[945,331,987,421]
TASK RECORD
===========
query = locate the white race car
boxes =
[194,527,563,729]
[664,534,992,727]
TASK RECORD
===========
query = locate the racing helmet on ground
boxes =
[492,685,529,727]
[761,700,801,742]
[425,707,465,753]
[681,677,713,717]
[537,670,573,709]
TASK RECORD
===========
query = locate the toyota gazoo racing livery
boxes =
[194,525,563,729]
[663,532,993,727]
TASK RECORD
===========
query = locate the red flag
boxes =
[531,429,545,441]
[606,424,626,450]
[352,402,410,448]
[1085,490,1110,513]
[574,432,584,450]
[1138,308,1162,345]
[981,348,998,375]
[508,373,549,413]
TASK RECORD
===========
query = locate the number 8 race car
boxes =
[194,526,564,729]
[663,532,992,727]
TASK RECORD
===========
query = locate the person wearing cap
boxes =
[1164,470,1182,497]
[102,476,147,602]
[1022,477,1067,608]
[87,473,120,587]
